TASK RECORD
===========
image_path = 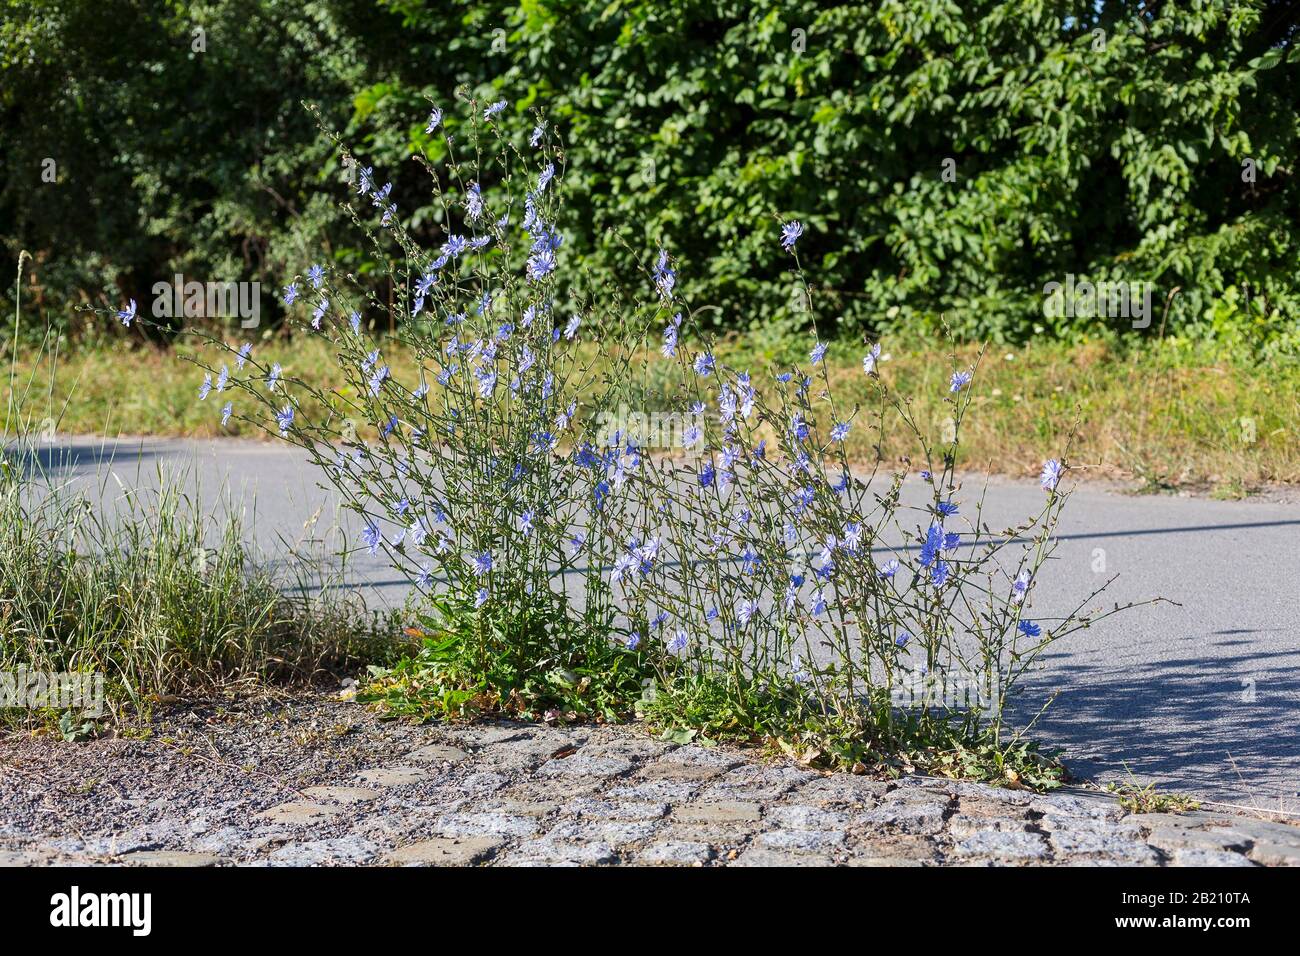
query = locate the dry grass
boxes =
[6,332,1296,493]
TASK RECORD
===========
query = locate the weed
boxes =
[1106,778,1202,813]
[2,254,406,719]
[361,593,656,723]
[103,95,1162,789]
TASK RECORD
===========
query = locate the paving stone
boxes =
[958,797,1036,820]
[637,841,715,866]
[672,801,763,824]
[948,816,1034,838]
[796,775,891,805]
[254,802,340,826]
[117,850,223,867]
[641,756,740,782]
[11,708,1298,870]
[844,855,927,867]
[766,805,851,830]
[384,837,503,866]
[485,799,563,818]
[843,833,943,865]
[1060,858,1143,868]
[585,737,674,760]
[860,802,948,835]
[886,780,957,802]
[658,823,760,847]
[1127,810,1233,828]
[478,738,581,772]
[520,728,592,748]
[444,725,533,747]
[194,826,286,855]
[1247,842,1300,866]
[1048,827,1161,865]
[954,830,1050,861]
[1035,812,1143,834]
[607,780,700,803]
[43,837,103,856]
[1030,792,1124,822]
[351,813,436,842]
[300,786,381,805]
[405,744,470,765]
[266,837,378,866]
[65,819,193,855]
[355,766,437,787]
[705,766,815,801]
[731,848,838,867]
[435,812,539,839]
[456,772,512,795]
[1169,847,1256,867]
[564,798,669,821]
[500,778,605,803]
[545,819,662,845]
[1209,818,1300,846]
[655,746,742,770]
[952,781,1034,805]
[536,752,634,780]
[1147,826,1251,853]
[0,848,56,866]
[503,840,619,866]
[636,761,730,783]
[754,829,845,853]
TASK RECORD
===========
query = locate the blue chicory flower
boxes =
[361,521,382,555]
[780,220,804,251]
[862,342,881,375]
[1040,458,1063,492]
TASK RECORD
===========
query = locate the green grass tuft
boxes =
[641,670,1068,791]
[0,459,403,721]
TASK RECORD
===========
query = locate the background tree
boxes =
[1,0,1295,348]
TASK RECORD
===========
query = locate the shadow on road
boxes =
[3,440,162,476]
[1014,647,1300,808]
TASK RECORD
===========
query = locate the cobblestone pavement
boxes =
[2,694,1297,867]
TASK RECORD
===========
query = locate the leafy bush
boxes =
[182,97,1157,782]
[3,1,1296,349]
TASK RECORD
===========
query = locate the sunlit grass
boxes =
[8,332,1295,493]
[0,457,404,719]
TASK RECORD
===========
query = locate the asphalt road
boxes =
[21,436,1300,812]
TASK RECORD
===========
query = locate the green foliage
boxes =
[0,0,412,335]
[499,0,1298,344]
[360,595,658,723]
[1106,778,1202,813]
[57,710,98,742]
[642,671,1068,790]
[3,1,1296,347]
